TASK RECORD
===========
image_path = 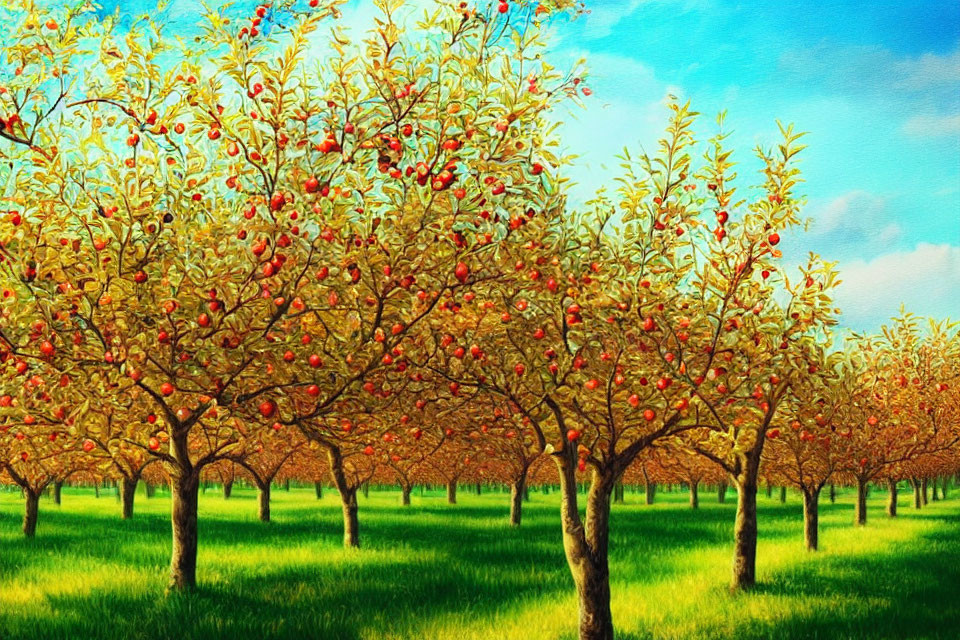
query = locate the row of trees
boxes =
[1,1,957,639]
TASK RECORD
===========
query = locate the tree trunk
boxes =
[315,482,323,499]
[718,482,727,504]
[145,482,155,498]
[912,478,922,509]
[94,482,100,498]
[510,480,524,526]
[689,481,699,509]
[779,486,787,503]
[258,484,271,522]
[802,488,820,551]
[401,484,411,506]
[121,476,138,520]
[854,477,868,525]
[829,483,835,503]
[326,445,360,548]
[931,478,939,502]
[341,488,359,548]
[556,455,615,640]
[283,478,290,492]
[765,483,772,499]
[223,479,233,499]
[168,472,200,591]
[53,481,63,506]
[886,479,898,517]
[645,482,655,505]
[732,473,759,591]
[362,482,369,499]
[23,490,40,537]
[524,484,530,502]
[921,478,928,505]
[475,482,481,495]
[446,479,457,505]
[942,476,949,499]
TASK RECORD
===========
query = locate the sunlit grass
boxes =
[1,483,956,640]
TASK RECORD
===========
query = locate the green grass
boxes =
[1,483,957,640]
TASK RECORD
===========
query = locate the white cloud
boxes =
[780,44,960,95]
[778,43,960,140]
[806,191,901,251]
[835,243,960,330]
[902,113,960,137]
[895,48,960,90]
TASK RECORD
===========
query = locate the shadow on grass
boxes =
[737,507,960,640]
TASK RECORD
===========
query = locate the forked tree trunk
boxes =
[689,481,699,509]
[23,489,40,537]
[341,488,359,548]
[223,479,233,499]
[802,488,820,551]
[887,479,898,517]
[510,479,525,526]
[401,484,411,506]
[169,472,200,591]
[732,472,759,591]
[121,476,138,520]
[258,484,271,522]
[854,477,868,525]
[718,482,727,504]
[315,482,323,499]
[446,479,457,505]
[556,457,615,640]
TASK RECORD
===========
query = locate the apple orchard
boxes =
[0,2,957,640]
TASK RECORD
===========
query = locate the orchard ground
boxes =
[1,486,957,640]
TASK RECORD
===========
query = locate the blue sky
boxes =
[69,0,960,331]
[547,0,960,332]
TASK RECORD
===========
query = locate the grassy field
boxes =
[0,483,957,640]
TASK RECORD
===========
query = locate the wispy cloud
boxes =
[779,43,960,97]
[902,113,960,137]
[804,191,902,254]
